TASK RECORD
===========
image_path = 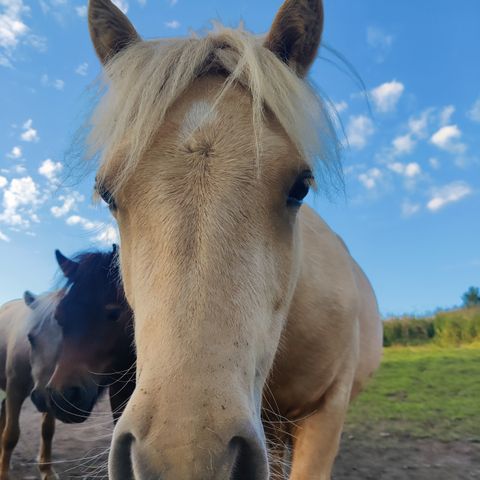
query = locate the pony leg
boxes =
[38,412,58,480]
[0,400,5,457]
[0,390,26,480]
[288,379,352,480]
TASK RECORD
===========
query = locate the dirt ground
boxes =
[5,399,480,479]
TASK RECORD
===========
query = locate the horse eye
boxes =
[95,179,117,211]
[287,170,314,207]
[27,333,35,347]
[105,306,122,322]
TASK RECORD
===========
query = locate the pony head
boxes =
[86,0,339,477]
[46,246,132,424]
[25,291,63,413]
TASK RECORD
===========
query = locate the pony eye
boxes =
[287,170,314,207]
[95,179,117,211]
[27,333,35,347]
[105,305,122,322]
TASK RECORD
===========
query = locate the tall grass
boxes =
[383,307,480,347]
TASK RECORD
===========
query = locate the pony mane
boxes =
[88,23,343,195]
[28,291,63,335]
[61,250,120,291]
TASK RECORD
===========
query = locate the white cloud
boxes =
[75,62,88,76]
[346,115,375,149]
[51,191,84,217]
[0,176,41,227]
[0,0,29,66]
[429,157,440,169]
[467,97,480,123]
[25,34,47,52]
[427,181,472,212]
[358,168,382,190]
[41,74,65,90]
[165,20,180,29]
[0,176,7,188]
[66,215,119,245]
[75,5,87,17]
[388,162,421,178]
[20,118,39,142]
[13,164,26,174]
[66,215,99,230]
[53,78,64,90]
[392,134,415,155]
[371,80,404,113]
[402,201,420,217]
[94,225,119,245]
[112,0,128,13]
[430,125,466,154]
[7,146,21,158]
[0,229,9,242]
[38,158,62,183]
[408,109,432,138]
[439,105,455,126]
[334,101,348,113]
[366,26,393,62]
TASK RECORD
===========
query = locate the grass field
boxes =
[344,343,480,442]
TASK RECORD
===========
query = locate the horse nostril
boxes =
[109,432,135,480]
[63,386,83,405]
[229,435,269,480]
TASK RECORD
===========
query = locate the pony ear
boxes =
[88,0,141,65]
[55,250,79,280]
[264,0,324,77]
[23,291,37,309]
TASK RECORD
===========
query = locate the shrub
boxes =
[383,308,480,347]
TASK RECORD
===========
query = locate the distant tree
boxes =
[462,286,480,308]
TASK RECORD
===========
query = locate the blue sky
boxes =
[0,0,479,315]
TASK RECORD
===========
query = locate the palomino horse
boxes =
[86,0,383,478]
[0,291,62,480]
[46,246,135,424]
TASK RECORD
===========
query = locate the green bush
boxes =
[383,308,480,347]
[434,309,480,346]
[383,316,435,346]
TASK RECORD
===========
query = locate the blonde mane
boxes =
[28,291,63,335]
[88,24,342,194]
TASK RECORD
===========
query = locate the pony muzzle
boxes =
[47,384,98,424]
[109,415,269,480]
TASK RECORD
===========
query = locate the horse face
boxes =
[47,249,131,423]
[88,0,325,478]
[25,292,63,413]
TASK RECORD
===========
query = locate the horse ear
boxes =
[24,291,37,309]
[55,250,79,280]
[88,0,141,65]
[264,0,324,77]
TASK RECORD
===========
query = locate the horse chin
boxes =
[52,397,97,424]
[48,386,99,424]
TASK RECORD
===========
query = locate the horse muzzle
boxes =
[47,385,98,424]
[109,419,269,480]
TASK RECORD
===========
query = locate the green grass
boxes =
[345,344,480,442]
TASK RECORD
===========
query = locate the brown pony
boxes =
[45,246,135,424]
[85,0,383,478]
[0,291,62,480]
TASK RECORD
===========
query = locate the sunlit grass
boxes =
[345,344,480,441]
